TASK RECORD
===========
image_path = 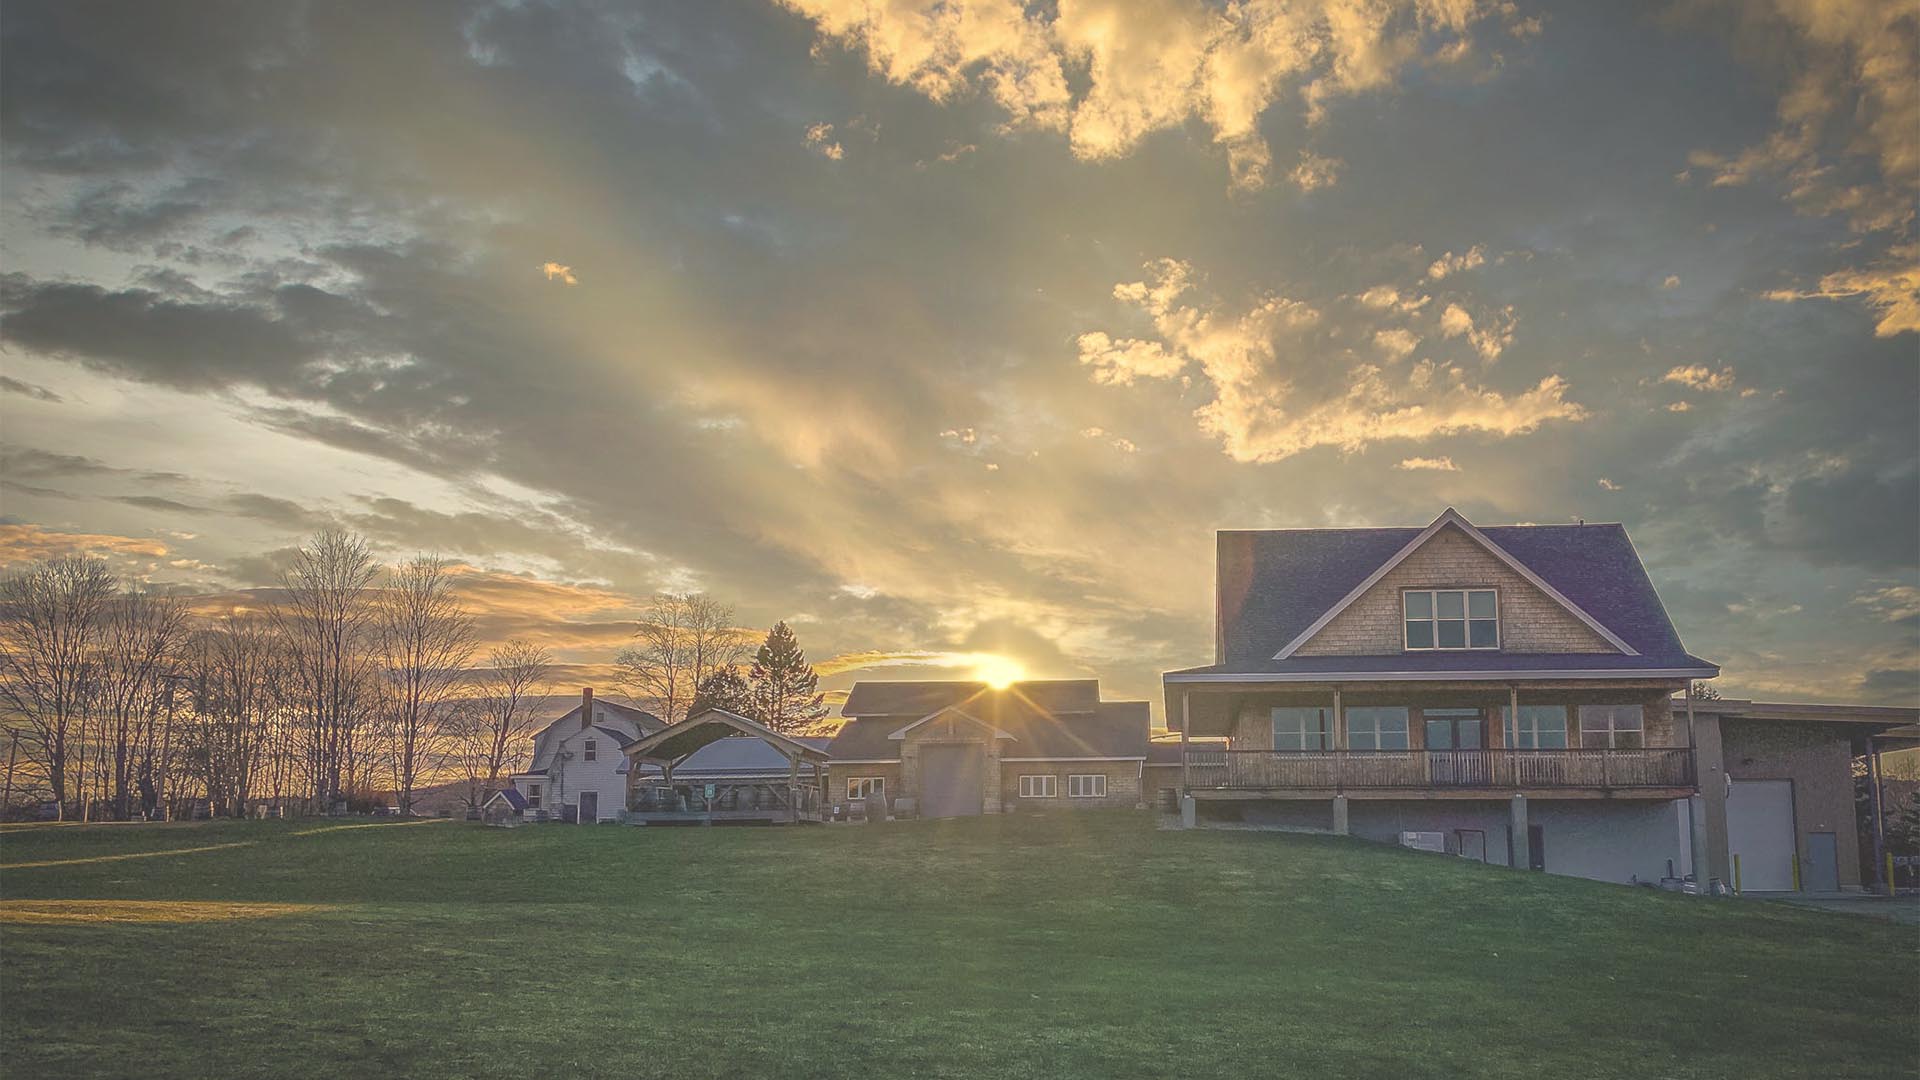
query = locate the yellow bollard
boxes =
[1792,852,1801,892]
[1889,852,1898,896]
[1733,853,1742,894]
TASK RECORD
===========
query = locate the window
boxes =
[846,777,885,801]
[525,784,542,809]
[1578,705,1644,749]
[1345,707,1410,751]
[1272,706,1332,751]
[1423,708,1484,750]
[1018,775,1057,798]
[583,739,597,762]
[1067,774,1108,798]
[1404,589,1498,650]
[1504,705,1569,749]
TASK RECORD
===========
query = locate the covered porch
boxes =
[623,709,831,825]
[1164,677,1698,799]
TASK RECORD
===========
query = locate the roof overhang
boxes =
[624,708,831,767]
[1272,508,1640,660]
[1168,667,1719,684]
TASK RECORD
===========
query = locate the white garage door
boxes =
[1726,780,1796,892]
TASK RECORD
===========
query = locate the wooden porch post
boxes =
[1179,690,1191,796]
[788,754,800,824]
[1331,687,1344,790]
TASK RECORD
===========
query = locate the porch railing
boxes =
[1183,748,1694,791]
[629,779,823,818]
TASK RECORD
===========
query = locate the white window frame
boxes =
[1272,706,1332,751]
[1403,588,1500,651]
[1066,774,1107,798]
[1018,774,1057,798]
[1504,705,1569,750]
[1344,707,1411,751]
[583,739,597,762]
[525,784,542,809]
[1578,704,1644,749]
[846,777,885,801]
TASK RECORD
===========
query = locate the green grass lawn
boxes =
[2,813,1914,1079]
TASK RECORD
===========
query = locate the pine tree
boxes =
[749,622,826,734]
[688,667,756,721]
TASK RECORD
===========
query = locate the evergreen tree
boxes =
[688,666,756,721]
[749,622,826,734]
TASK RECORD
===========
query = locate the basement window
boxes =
[1405,589,1499,650]
[1067,774,1107,798]
[1018,775,1057,798]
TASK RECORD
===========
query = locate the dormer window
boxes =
[1405,589,1499,650]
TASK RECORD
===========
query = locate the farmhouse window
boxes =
[846,777,885,801]
[583,740,597,762]
[1272,706,1332,751]
[1578,705,1644,749]
[1067,774,1107,798]
[526,784,542,809]
[1345,707,1411,751]
[1504,705,1570,749]
[1404,589,1499,650]
[1018,775,1057,798]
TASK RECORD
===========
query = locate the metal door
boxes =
[1805,831,1839,893]
[1726,780,1796,891]
[920,744,984,818]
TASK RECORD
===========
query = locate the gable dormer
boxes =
[1280,510,1633,659]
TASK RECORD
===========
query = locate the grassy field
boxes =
[1,813,1913,1079]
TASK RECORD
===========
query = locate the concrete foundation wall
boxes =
[1342,798,1688,884]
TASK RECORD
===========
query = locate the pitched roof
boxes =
[839,679,1100,718]
[1195,512,1715,678]
[826,691,1149,761]
[485,787,528,810]
[625,708,831,765]
[632,735,834,779]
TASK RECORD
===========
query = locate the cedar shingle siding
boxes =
[1293,524,1616,656]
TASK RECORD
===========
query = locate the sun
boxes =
[971,654,1025,690]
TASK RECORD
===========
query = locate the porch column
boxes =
[788,755,799,824]
[1179,690,1191,796]
[1332,795,1349,836]
[1510,794,1530,870]
[1869,737,1890,895]
[1694,713,1730,889]
[1331,688,1344,750]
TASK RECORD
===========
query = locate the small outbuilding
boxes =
[624,708,833,824]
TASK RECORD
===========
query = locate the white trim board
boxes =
[1165,667,1718,684]
[887,706,1017,741]
[1271,508,1639,660]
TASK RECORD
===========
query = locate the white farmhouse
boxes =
[507,689,665,823]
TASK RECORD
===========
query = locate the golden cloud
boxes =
[779,0,1528,191]
[0,524,169,566]
[1084,258,1584,463]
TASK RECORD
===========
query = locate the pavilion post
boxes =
[788,755,799,824]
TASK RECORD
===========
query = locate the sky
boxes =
[0,0,1915,717]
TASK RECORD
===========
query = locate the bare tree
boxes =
[372,555,476,814]
[273,529,380,810]
[188,614,282,817]
[462,638,550,806]
[95,587,189,818]
[0,556,115,819]
[614,593,752,724]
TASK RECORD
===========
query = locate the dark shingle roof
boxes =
[1193,519,1715,676]
[839,679,1100,718]
[488,787,528,810]
[825,686,1148,761]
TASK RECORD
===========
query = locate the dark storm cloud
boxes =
[0,0,1913,706]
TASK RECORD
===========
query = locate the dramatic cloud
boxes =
[0,1,1912,707]
[778,0,1532,190]
[1081,258,1584,463]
